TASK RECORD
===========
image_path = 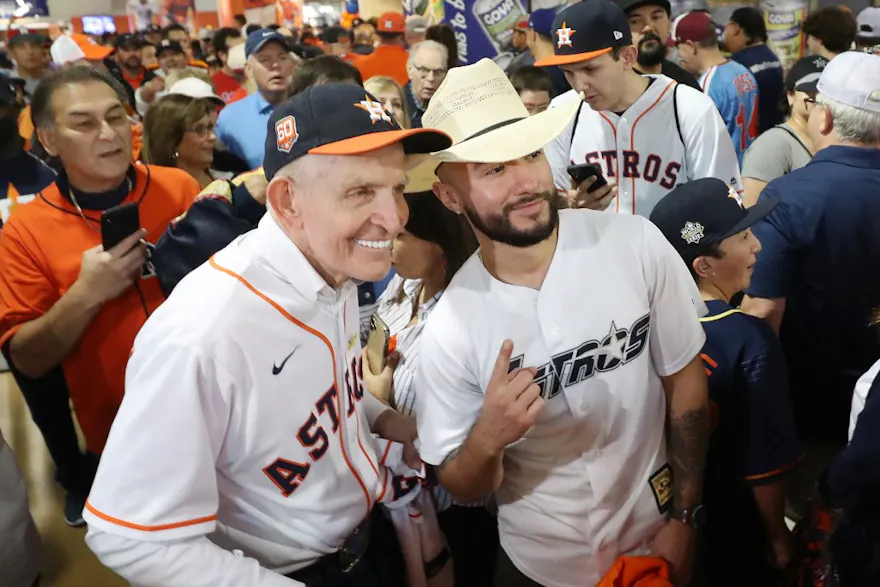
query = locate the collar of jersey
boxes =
[256,214,353,304]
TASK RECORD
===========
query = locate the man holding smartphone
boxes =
[0,67,199,481]
[540,0,742,216]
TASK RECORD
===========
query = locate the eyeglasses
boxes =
[412,65,447,80]
[189,122,216,137]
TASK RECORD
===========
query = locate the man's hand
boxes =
[243,170,269,205]
[651,519,695,586]
[362,348,400,405]
[566,176,617,211]
[471,340,544,453]
[142,76,165,103]
[75,230,148,305]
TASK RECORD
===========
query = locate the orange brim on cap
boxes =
[309,127,450,156]
[83,45,114,61]
[533,46,612,67]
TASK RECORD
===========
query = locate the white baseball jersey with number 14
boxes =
[545,74,743,216]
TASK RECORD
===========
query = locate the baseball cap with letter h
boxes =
[263,83,452,181]
[533,0,633,67]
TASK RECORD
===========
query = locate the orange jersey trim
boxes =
[628,80,675,214]
[207,257,374,513]
[85,500,217,531]
[744,456,802,482]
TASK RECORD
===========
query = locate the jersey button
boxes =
[549,325,559,335]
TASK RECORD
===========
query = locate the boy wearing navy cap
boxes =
[650,179,801,586]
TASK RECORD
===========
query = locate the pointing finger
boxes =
[490,339,514,385]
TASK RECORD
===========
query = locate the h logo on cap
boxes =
[557,21,575,48]
[354,96,393,124]
[275,116,298,153]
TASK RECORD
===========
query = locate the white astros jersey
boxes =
[545,75,743,216]
[84,215,393,575]
[416,210,707,587]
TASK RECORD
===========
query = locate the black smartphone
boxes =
[566,163,608,193]
[101,202,140,251]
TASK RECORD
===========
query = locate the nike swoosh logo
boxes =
[272,347,298,375]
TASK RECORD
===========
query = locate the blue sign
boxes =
[444,0,527,64]
[0,0,49,19]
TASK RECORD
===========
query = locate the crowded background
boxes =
[1,0,880,586]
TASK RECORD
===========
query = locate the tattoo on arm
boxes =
[669,405,710,509]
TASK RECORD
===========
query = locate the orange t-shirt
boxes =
[18,105,34,150]
[355,44,409,86]
[0,164,200,453]
[122,68,147,90]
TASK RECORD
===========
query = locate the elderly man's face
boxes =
[248,41,297,95]
[409,47,447,103]
[38,81,132,188]
[275,144,409,286]
[435,151,558,247]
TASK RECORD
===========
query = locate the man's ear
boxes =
[819,104,835,136]
[36,127,58,157]
[266,177,304,230]
[432,181,464,216]
[620,45,639,68]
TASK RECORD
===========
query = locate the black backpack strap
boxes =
[771,124,813,158]
[569,100,585,155]
[673,83,688,176]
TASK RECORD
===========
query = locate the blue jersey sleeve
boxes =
[745,187,799,299]
[152,176,265,296]
[738,321,802,485]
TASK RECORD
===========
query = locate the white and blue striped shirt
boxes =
[374,275,492,512]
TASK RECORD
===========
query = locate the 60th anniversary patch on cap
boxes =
[262,84,452,181]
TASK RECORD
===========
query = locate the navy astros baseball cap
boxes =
[528,9,557,37]
[263,83,452,181]
[534,0,633,67]
[649,178,777,265]
[114,33,145,50]
[246,28,288,58]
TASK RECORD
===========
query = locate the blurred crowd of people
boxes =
[2,1,880,587]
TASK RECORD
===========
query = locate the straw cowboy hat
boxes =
[421,58,582,164]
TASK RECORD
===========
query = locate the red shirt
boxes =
[212,70,243,104]
[122,68,146,90]
[355,45,409,86]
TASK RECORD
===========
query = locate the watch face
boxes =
[691,505,707,528]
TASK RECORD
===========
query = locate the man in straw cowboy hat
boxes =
[414,58,711,587]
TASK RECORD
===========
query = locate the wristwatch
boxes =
[671,504,706,529]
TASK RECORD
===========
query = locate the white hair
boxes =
[817,94,880,144]
[407,40,449,69]
[275,154,340,192]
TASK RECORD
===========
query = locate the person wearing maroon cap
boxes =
[4,33,50,96]
[672,11,760,166]
[503,15,535,75]
[355,12,410,86]
[540,0,741,217]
